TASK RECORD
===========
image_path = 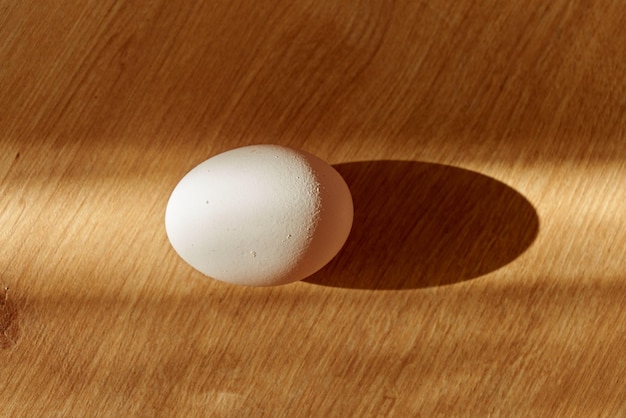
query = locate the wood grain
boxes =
[1,0,626,416]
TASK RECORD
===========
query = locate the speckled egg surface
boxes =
[165,144,354,286]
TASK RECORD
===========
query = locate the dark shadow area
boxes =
[0,287,19,349]
[306,161,539,290]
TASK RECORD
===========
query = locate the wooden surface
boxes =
[2,1,626,416]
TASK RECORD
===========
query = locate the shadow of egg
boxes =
[305,161,539,290]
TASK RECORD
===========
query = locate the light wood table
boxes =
[2,1,625,416]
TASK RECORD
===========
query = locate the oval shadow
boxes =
[305,161,539,290]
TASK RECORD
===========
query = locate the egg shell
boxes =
[165,144,354,286]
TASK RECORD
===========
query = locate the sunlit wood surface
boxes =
[2,1,626,416]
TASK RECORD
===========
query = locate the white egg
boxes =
[165,144,354,286]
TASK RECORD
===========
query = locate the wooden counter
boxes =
[2,0,625,415]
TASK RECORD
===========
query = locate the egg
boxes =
[165,144,354,286]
